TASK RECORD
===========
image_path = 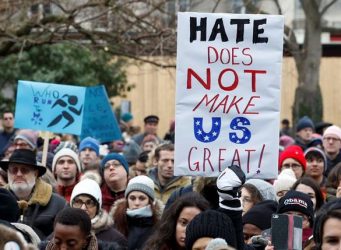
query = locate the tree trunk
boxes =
[292,1,323,124]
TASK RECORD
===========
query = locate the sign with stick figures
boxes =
[174,12,284,178]
[15,81,121,142]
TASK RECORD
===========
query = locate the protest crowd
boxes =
[0,109,340,250]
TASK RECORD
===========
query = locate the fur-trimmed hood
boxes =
[0,224,37,250]
[91,209,113,234]
[109,197,164,220]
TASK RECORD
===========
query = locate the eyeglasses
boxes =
[14,142,30,148]
[282,163,302,169]
[104,162,122,169]
[72,198,97,208]
[323,137,340,143]
[8,165,34,175]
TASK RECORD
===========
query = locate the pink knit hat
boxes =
[323,125,341,140]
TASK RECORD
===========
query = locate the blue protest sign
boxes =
[81,85,122,143]
[15,80,85,135]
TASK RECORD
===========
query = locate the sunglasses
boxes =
[8,165,34,175]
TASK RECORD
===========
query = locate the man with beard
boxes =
[52,148,82,203]
[0,149,67,240]
[78,137,100,171]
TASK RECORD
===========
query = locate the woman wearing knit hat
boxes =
[279,145,306,179]
[144,192,210,250]
[70,178,128,248]
[110,175,163,250]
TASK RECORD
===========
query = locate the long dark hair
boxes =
[144,192,210,250]
[292,176,324,211]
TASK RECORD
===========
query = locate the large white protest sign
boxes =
[175,12,284,178]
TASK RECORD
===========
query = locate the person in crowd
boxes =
[52,148,82,202]
[240,183,264,215]
[78,137,100,171]
[242,200,278,245]
[120,112,136,141]
[277,190,314,247]
[100,153,129,211]
[304,147,328,187]
[294,116,315,151]
[110,175,162,250]
[148,143,191,204]
[13,129,38,151]
[131,151,149,177]
[245,179,276,201]
[70,178,127,248]
[280,118,293,137]
[44,207,122,250]
[273,168,297,201]
[279,135,295,150]
[0,149,67,239]
[185,209,237,250]
[322,125,341,176]
[0,111,16,155]
[325,163,341,202]
[313,198,341,250]
[0,168,8,187]
[279,144,306,179]
[131,115,162,146]
[144,192,210,250]
[141,134,159,152]
[291,176,325,212]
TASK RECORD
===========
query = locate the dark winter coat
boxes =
[8,178,67,240]
[110,198,163,250]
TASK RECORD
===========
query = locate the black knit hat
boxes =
[185,209,236,249]
[277,190,314,227]
[0,188,19,222]
[243,200,278,230]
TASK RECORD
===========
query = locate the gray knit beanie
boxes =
[125,175,155,201]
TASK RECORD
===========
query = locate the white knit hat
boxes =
[125,175,155,201]
[273,168,297,200]
[70,178,102,208]
[323,125,341,140]
[52,148,82,173]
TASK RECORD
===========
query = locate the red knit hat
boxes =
[279,145,306,171]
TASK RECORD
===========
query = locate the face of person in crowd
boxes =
[134,161,147,176]
[142,141,157,152]
[72,194,97,219]
[156,150,174,183]
[79,148,98,167]
[281,158,304,179]
[240,187,254,215]
[297,127,313,142]
[103,159,127,186]
[55,156,78,182]
[243,223,262,244]
[323,134,341,156]
[13,139,32,150]
[2,112,14,131]
[305,154,324,179]
[295,183,317,210]
[175,206,202,248]
[53,223,89,250]
[144,122,158,135]
[322,218,341,250]
[192,237,213,250]
[127,191,150,210]
[276,189,290,200]
[7,163,38,199]
[3,144,15,160]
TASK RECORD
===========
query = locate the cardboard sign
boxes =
[15,80,121,143]
[175,12,284,178]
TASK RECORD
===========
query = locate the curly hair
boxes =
[143,192,210,250]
